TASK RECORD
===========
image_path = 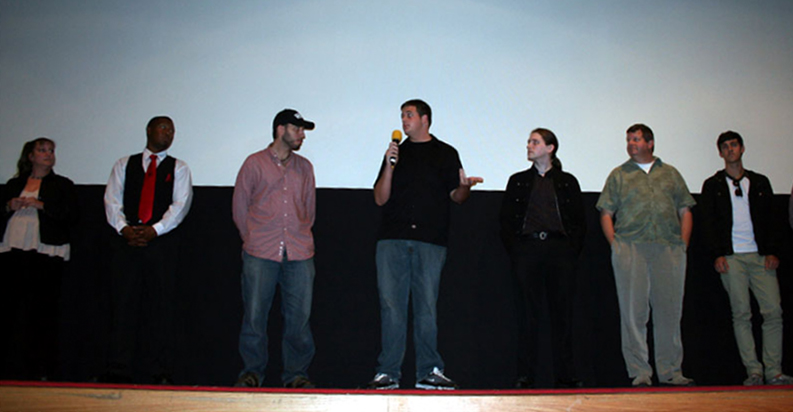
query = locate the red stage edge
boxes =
[2,380,793,411]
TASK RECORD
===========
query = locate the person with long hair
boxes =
[500,128,586,388]
[1,137,77,380]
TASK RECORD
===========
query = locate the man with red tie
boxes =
[103,116,193,384]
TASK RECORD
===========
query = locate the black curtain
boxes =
[4,184,791,388]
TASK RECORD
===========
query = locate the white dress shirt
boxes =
[104,147,193,236]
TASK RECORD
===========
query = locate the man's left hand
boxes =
[765,255,780,271]
[136,225,158,243]
[459,168,483,188]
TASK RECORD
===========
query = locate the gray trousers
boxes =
[611,240,687,382]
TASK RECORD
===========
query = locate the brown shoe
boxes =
[234,372,260,388]
[284,376,315,389]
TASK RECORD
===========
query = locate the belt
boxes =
[522,231,566,241]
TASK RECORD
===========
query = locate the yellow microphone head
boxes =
[392,129,403,143]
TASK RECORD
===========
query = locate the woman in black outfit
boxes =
[1,137,77,380]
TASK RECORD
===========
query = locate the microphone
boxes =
[389,130,402,166]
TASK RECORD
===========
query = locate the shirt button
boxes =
[411,224,417,229]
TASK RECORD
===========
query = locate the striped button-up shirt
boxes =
[232,146,315,261]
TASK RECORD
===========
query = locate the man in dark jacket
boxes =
[699,130,792,386]
[500,128,586,388]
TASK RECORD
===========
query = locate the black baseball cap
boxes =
[273,109,315,132]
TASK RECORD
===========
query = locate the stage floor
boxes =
[2,381,792,411]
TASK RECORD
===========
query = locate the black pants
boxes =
[0,249,63,380]
[510,237,577,382]
[107,234,177,381]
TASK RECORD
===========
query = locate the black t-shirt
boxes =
[375,135,462,246]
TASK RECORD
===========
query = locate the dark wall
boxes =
[9,185,793,388]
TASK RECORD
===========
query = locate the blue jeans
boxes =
[238,251,315,385]
[375,239,447,380]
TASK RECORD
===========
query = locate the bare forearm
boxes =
[450,185,470,204]
[374,165,392,206]
[679,208,693,247]
[600,211,615,245]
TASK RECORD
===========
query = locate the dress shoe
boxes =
[284,376,315,389]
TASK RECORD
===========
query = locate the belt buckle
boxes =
[538,231,548,240]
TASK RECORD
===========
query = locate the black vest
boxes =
[123,153,176,225]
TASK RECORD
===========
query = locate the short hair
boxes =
[146,116,173,131]
[401,99,432,127]
[531,127,562,170]
[717,130,743,148]
[626,123,654,143]
[16,137,55,177]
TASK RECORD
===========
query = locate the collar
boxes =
[406,134,438,145]
[624,156,662,170]
[265,145,294,164]
[22,170,55,181]
[531,164,557,178]
[720,168,751,182]
[143,147,168,162]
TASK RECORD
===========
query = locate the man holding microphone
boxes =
[368,99,482,390]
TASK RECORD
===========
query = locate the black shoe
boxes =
[235,372,260,388]
[515,376,535,389]
[415,367,458,390]
[284,376,315,389]
[367,373,399,390]
[555,378,584,389]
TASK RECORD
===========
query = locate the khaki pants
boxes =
[720,252,783,379]
[611,240,687,382]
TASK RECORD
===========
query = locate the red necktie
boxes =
[138,154,157,224]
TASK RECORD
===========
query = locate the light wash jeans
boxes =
[720,252,783,379]
[238,251,315,385]
[375,239,447,380]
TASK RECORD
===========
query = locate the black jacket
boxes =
[699,169,780,259]
[499,166,587,254]
[2,171,78,246]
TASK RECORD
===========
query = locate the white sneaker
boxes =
[767,374,793,385]
[661,375,695,386]
[743,374,764,386]
[415,367,458,390]
[367,373,399,390]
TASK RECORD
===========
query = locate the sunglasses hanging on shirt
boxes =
[731,176,743,197]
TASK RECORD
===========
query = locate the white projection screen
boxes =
[2,0,792,193]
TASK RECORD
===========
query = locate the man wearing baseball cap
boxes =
[232,109,317,388]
